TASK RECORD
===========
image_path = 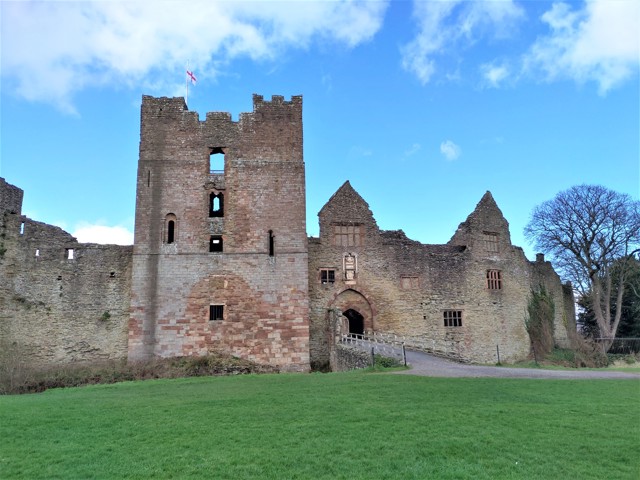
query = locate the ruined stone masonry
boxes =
[0,95,574,371]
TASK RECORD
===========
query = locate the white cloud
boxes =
[401,0,524,84]
[0,0,388,112]
[524,1,640,94]
[405,143,421,156]
[72,224,134,245]
[480,62,510,88]
[440,140,461,161]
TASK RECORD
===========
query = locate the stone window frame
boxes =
[400,275,420,290]
[320,268,336,284]
[482,231,499,254]
[209,192,224,218]
[443,310,463,327]
[486,270,502,290]
[333,224,364,247]
[164,213,177,244]
[209,304,224,321]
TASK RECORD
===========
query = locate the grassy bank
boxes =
[1,373,638,479]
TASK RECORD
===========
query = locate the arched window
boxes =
[165,214,177,244]
[268,230,274,256]
[209,192,224,217]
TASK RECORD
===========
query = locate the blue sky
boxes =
[1,0,638,260]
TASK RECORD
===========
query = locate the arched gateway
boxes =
[331,289,374,335]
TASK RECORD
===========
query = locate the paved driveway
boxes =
[394,349,640,380]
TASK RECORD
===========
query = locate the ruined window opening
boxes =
[209,193,224,217]
[320,269,335,284]
[210,235,223,252]
[209,147,225,174]
[487,270,502,290]
[66,248,74,260]
[443,310,462,327]
[35,249,39,257]
[268,230,274,256]
[483,232,499,253]
[209,304,224,321]
[20,222,25,235]
[110,271,116,278]
[400,276,419,289]
[333,224,363,247]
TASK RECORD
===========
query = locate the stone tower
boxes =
[129,95,309,371]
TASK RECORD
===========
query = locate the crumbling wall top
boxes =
[0,177,24,216]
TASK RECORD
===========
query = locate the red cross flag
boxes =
[186,70,197,84]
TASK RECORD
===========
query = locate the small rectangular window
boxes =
[487,270,502,290]
[209,305,224,321]
[443,310,462,327]
[320,269,335,284]
[66,248,74,260]
[210,235,223,252]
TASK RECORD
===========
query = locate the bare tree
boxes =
[525,185,640,350]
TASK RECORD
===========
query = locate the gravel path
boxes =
[393,349,640,380]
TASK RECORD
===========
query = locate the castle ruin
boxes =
[0,95,574,371]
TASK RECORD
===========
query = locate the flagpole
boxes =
[185,61,189,106]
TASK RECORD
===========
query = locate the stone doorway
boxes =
[343,309,364,335]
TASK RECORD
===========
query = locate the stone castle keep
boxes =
[0,94,574,371]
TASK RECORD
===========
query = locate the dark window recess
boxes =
[209,147,225,173]
[269,230,275,256]
[209,193,224,217]
[167,220,175,244]
[110,272,116,278]
[320,269,335,284]
[443,310,463,327]
[209,305,224,321]
[210,235,223,252]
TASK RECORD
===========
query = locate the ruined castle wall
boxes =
[309,187,571,366]
[0,180,132,366]
[129,95,309,371]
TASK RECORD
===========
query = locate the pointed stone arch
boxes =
[330,288,374,335]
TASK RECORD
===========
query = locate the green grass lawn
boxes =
[1,372,638,479]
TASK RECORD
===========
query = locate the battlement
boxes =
[0,177,24,216]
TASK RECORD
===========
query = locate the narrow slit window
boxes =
[165,214,177,244]
[268,230,274,257]
[20,222,25,235]
[486,270,502,290]
[167,220,175,244]
[209,305,224,321]
[210,235,223,252]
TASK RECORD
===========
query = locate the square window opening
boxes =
[443,310,463,327]
[209,305,224,321]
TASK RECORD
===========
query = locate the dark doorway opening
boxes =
[343,309,364,336]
